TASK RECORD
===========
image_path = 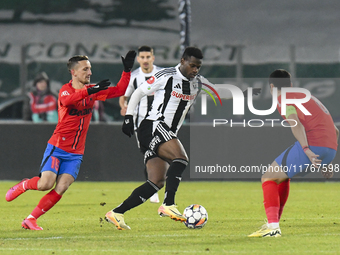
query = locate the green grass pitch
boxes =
[1,181,339,254]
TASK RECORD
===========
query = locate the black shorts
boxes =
[137,119,177,163]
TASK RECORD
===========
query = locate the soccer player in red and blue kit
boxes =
[249,69,339,237]
[5,51,136,230]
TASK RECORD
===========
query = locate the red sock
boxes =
[25,176,40,190]
[31,189,62,219]
[278,179,290,220]
[262,181,280,223]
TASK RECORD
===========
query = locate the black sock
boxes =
[163,158,188,206]
[113,180,159,214]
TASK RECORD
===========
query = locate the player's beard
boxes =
[142,63,151,73]
[81,76,90,85]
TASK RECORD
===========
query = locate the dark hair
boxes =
[34,72,49,87]
[67,55,89,73]
[138,45,153,54]
[32,72,53,96]
[181,47,203,60]
[269,69,291,89]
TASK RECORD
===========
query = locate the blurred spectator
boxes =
[23,72,58,123]
[92,100,106,122]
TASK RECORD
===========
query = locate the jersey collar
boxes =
[176,64,189,81]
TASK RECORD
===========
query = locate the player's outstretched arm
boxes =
[60,86,90,107]
[105,51,137,99]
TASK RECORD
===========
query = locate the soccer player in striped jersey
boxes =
[119,46,162,203]
[248,69,339,237]
[5,51,136,230]
[105,47,210,230]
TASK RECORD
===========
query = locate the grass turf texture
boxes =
[0,181,339,254]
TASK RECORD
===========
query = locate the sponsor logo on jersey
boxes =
[69,108,93,116]
[61,91,70,96]
[171,91,196,101]
[174,83,181,89]
[147,76,155,84]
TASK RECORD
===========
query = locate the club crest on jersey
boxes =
[147,76,155,84]
[171,91,196,101]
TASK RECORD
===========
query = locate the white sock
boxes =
[268,222,280,229]
[26,215,36,219]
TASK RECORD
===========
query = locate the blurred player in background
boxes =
[119,45,162,203]
[105,47,208,230]
[5,51,136,230]
[249,69,339,237]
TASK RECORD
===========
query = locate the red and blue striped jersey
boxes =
[48,71,130,154]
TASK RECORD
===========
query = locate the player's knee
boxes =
[261,177,287,184]
[38,181,54,191]
[149,177,165,189]
[155,180,165,189]
[173,154,188,162]
[54,182,71,195]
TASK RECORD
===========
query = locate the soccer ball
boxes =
[183,204,208,229]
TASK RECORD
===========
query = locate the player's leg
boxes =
[5,177,39,202]
[21,171,59,230]
[113,156,166,214]
[5,144,58,202]
[157,138,188,205]
[136,125,160,203]
[248,161,286,237]
[106,155,167,230]
[22,148,81,230]
[22,173,74,230]
[249,141,309,237]
[156,138,188,222]
[148,161,161,203]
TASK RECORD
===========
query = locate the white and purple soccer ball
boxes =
[183,204,208,229]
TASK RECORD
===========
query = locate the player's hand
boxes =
[121,50,137,72]
[321,163,334,179]
[243,88,262,97]
[122,115,134,137]
[87,79,111,95]
[305,149,321,167]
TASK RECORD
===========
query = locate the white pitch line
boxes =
[2,232,340,241]
[1,236,63,241]
[0,247,338,254]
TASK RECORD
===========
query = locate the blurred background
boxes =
[0,0,339,180]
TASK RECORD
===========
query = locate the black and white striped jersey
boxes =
[124,65,162,129]
[138,64,207,134]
